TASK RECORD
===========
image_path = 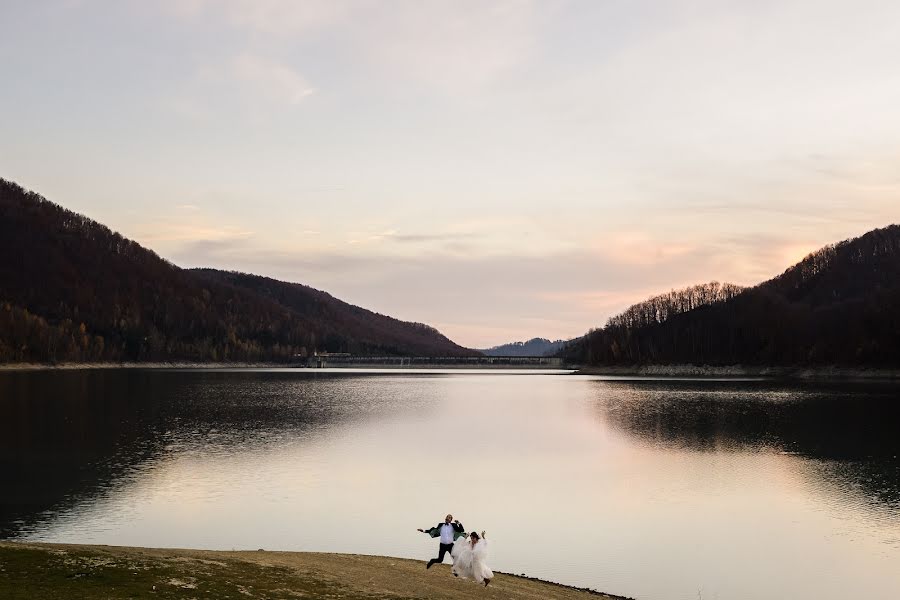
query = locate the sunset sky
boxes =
[2,0,899,347]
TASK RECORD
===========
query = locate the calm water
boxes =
[2,369,899,600]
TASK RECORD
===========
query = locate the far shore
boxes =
[2,361,899,380]
[0,541,627,600]
[0,361,570,371]
[0,361,289,371]
[572,364,900,380]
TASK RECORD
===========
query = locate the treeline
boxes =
[0,304,107,363]
[480,337,567,357]
[563,225,900,366]
[0,178,475,363]
[191,269,474,358]
[604,282,745,330]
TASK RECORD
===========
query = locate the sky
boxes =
[2,0,899,348]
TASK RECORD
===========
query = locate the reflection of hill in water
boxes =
[593,380,900,507]
[0,370,375,538]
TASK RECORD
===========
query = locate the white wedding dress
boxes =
[450,537,493,583]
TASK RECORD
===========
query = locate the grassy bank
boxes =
[0,542,625,600]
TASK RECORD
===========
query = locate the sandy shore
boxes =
[0,541,627,600]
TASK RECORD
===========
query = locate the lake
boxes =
[1,369,899,600]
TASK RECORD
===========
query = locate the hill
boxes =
[191,269,472,357]
[563,226,900,366]
[481,337,567,357]
[0,178,475,363]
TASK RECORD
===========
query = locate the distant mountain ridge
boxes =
[0,178,476,363]
[481,337,567,357]
[562,225,900,367]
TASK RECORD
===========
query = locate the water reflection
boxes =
[593,380,900,507]
[2,370,900,600]
[0,370,426,537]
[1,370,167,537]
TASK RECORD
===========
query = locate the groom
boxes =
[418,513,465,569]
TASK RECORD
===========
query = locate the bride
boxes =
[451,530,493,586]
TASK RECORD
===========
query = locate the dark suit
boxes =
[422,521,465,568]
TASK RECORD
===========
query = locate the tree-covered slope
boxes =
[480,337,567,357]
[563,226,900,366]
[192,269,475,357]
[0,178,474,362]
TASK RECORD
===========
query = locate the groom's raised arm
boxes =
[453,521,464,532]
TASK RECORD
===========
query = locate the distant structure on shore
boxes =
[304,352,564,368]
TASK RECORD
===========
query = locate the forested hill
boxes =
[0,178,475,363]
[480,337,567,357]
[191,269,470,357]
[562,225,900,367]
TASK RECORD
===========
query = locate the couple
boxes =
[418,513,493,586]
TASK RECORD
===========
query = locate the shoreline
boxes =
[571,364,900,380]
[2,361,899,380]
[0,361,288,371]
[0,361,571,372]
[0,541,628,600]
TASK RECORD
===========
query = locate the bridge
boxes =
[302,353,565,369]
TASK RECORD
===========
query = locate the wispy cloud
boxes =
[164,0,546,92]
[389,232,480,243]
[347,229,398,245]
[358,1,545,91]
[170,0,350,35]
[136,223,255,245]
[338,229,485,251]
[232,53,316,105]
[164,52,315,120]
